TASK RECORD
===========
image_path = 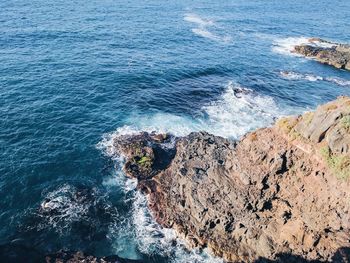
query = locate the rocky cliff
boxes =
[113,96,350,262]
[293,38,350,70]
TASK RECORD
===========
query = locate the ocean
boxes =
[1,0,349,262]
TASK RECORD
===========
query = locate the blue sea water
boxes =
[0,0,350,262]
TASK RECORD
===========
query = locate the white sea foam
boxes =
[131,191,223,263]
[280,71,323,82]
[184,13,214,27]
[272,36,310,56]
[37,184,116,235]
[98,82,291,142]
[202,81,289,138]
[325,77,350,87]
[184,13,231,43]
[272,36,338,56]
[106,171,223,262]
[280,70,350,87]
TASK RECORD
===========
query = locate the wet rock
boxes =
[45,251,141,263]
[113,97,350,262]
[293,38,350,70]
[112,132,176,180]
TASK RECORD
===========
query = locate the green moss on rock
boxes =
[320,146,350,179]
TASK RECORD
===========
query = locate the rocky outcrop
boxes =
[293,38,350,70]
[113,97,350,262]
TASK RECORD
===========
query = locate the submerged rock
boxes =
[113,96,350,262]
[293,38,350,70]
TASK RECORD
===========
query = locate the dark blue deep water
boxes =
[1,1,350,262]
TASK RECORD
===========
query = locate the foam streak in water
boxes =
[184,13,231,43]
[280,71,350,87]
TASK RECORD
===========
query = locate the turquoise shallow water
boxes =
[1,0,350,262]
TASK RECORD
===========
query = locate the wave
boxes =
[184,13,231,43]
[98,82,291,141]
[272,36,337,56]
[280,71,323,81]
[272,36,310,56]
[130,191,223,263]
[280,71,350,87]
[202,81,289,138]
[32,184,118,237]
[325,77,350,87]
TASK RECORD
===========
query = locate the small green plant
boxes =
[319,146,350,180]
[137,156,152,166]
[340,115,350,132]
[303,112,314,125]
[277,117,295,134]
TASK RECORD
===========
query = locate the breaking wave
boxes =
[272,37,334,56]
[202,81,287,138]
[24,184,119,241]
[272,36,336,56]
[272,36,310,56]
[99,81,292,142]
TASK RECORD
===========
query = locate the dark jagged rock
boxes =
[113,97,350,262]
[45,251,141,263]
[293,38,350,70]
[112,132,176,181]
[0,244,141,263]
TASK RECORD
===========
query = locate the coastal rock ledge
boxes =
[113,97,350,262]
[293,38,350,70]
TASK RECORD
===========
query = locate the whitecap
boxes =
[36,184,118,236]
[272,36,338,56]
[202,81,290,138]
[272,36,310,56]
[98,82,293,145]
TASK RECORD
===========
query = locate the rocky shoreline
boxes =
[293,38,350,70]
[113,97,350,262]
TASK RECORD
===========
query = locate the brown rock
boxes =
[113,97,350,262]
[293,38,350,70]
